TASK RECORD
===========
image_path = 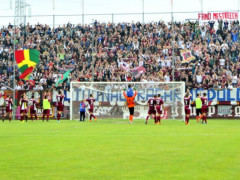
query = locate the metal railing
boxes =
[0,11,217,27]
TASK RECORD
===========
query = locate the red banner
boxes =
[198,12,238,21]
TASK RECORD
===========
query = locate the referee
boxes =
[195,93,202,123]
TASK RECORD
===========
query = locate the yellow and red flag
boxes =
[15,49,40,80]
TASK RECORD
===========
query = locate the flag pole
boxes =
[171,0,176,119]
[13,19,16,120]
[171,0,175,82]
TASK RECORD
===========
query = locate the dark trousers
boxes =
[129,107,134,115]
[80,111,85,121]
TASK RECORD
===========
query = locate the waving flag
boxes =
[55,70,71,86]
[15,49,40,80]
[130,66,146,78]
[180,49,196,64]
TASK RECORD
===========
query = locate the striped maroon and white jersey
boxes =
[29,99,37,110]
[56,95,64,106]
[148,98,156,111]
[86,98,95,109]
[201,97,208,107]
[20,98,28,110]
[5,98,13,110]
[155,98,164,110]
[184,97,191,109]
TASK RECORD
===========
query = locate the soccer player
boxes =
[79,100,86,121]
[2,95,13,122]
[195,93,202,123]
[86,94,97,122]
[19,93,28,122]
[56,90,65,122]
[145,95,157,125]
[123,88,137,123]
[126,85,134,97]
[155,94,164,124]
[184,90,192,125]
[201,93,208,124]
[42,95,51,122]
[29,95,39,121]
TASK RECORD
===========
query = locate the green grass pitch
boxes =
[0,119,240,180]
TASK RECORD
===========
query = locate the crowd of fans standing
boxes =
[0,19,239,91]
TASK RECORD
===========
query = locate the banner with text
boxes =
[198,12,238,21]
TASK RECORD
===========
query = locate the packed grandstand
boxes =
[0,19,239,90]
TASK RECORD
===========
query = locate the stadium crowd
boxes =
[0,19,239,91]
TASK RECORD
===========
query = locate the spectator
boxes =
[196,72,202,84]
[0,20,239,91]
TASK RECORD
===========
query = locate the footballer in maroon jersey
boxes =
[145,95,157,124]
[56,90,65,122]
[155,94,164,124]
[29,95,39,121]
[2,95,13,122]
[86,94,97,122]
[19,93,29,122]
[201,93,208,124]
[184,90,192,125]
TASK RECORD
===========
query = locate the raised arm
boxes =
[133,91,138,99]
[123,91,127,99]
[187,89,192,97]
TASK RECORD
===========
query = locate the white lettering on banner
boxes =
[218,106,232,116]
[198,12,238,20]
[190,88,240,103]
[208,106,215,117]
[91,107,114,116]
[58,88,240,105]
[70,88,182,103]
[234,106,240,117]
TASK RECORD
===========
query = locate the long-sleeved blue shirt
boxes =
[79,102,86,112]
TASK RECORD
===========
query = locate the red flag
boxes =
[19,67,34,79]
